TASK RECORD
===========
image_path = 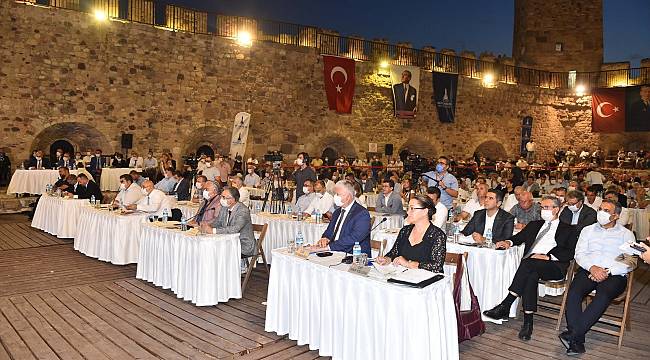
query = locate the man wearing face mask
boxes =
[293,152,316,199]
[561,199,636,356]
[111,153,128,168]
[28,150,50,170]
[559,190,597,234]
[303,180,334,216]
[54,149,64,167]
[191,181,222,226]
[603,190,631,227]
[243,165,261,188]
[230,176,250,207]
[295,179,317,212]
[154,167,178,194]
[553,187,567,205]
[59,153,74,169]
[421,156,458,210]
[126,180,172,216]
[201,156,221,183]
[313,180,372,256]
[169,171,191,201]
[191,175,208,203]
[486,196,578,341]
[207,187,256,257]
[583,185,603,211]
[113,174,143,208]
[88,149,104,182]
[129,170,146,187]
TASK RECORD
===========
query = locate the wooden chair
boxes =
[535,260,576,322]
[367,206,376,212]
[556,265,636,349]
[444,252,468,284]
[241,223,270,293]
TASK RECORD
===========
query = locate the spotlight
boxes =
[93,9,108,21]
[575,84,586,96]
[379,60,389,69]
[236,31,253,47]
[482,72,495,87]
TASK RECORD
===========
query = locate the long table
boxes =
[100,168,142,191]
[31,195,89,238]
[265,249,459,360]
[136,223,242,306]
[7,169,93,195]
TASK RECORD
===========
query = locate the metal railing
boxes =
[17,0,650,90]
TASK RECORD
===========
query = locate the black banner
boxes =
[432,72,458,123]
[520,116,533,156]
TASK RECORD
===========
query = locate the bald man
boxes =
[503,185,525,212]
[509,191,542,230]
[127,180,173,216]
[457,183,488,221]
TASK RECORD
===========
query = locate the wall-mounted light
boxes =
[236,31,253,47]
[482,72,495,88]
[575,84,586,96]
[379,60,389,69]
[93,9,108,21]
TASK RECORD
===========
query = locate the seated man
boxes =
[295,179,317,212]
[375,179,405,216]
[207,186,256,257]
[359,172,377,193]
[111,153,128,168]
[243,165,261,188]
[74,173,102,201]
[62,174,78,195]
[426,186,448,229]
[201,156,221,183]
[128,152,144,168]
[154,167,178,194]
[230,176,250,207]
[524,175,541,196]
[130,170,146,187]
[457,183,488,221]
[559,190,597,234]
[560,199,637,355]
[485,196,578,341]
[113,174,143,207]
[461,189,514,244]
[313,180,372,256]
[604,190,630,227]
[169,170,191,201]
[191,181,222,226]
[583,185,602,211]
[60,153,74,169]
[54,167,72,192]
[503,185,524,212]
[126,180,172,215]
[28,150,50,170]
[510,191,542,230]
[191,175,208,203]
[304,180,334,216]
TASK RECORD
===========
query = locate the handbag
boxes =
[451,255,485,342]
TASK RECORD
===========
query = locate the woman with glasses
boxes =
[376,194,446,273]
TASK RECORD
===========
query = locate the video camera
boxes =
[264,151,284,171]
[404,153,430,175]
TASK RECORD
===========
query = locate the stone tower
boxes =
[513,0,603,72]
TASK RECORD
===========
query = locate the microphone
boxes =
[371,217,388,232]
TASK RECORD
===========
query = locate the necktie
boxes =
[226,210,232,225]
[524,222,552,258]
[147,195,150,205]
[404,84,408,102]
[37,160,41,169]
[332,209,346,241]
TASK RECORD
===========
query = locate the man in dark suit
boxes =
[627,85,650,131]
[53,149,64,168]
[461,189,514,244]
[393,69,417,113]
[75,173,103,201]
[169,170,191,201]
[314,180,371,256]
[59,153,75,169]
[111,153,128,168]
[559,190,596,235]
[208,186,256,257]
[359,172,377,193]
[484,196,578,341]
[54,167,72,192]
[27,150,50,169]
[88,149,104,181]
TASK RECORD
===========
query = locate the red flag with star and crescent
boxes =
[323,55,355,113]
[592,88,626,133]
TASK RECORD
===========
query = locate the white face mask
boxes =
[296,158,304,166]
[557,196,565,203]
[568,186,576,191]
[333,194,343,207]
[568,204,580,212]
[56,152,62,156]
[597,210,613,226]
[302,186,310,194]
[141,188,148,195]
[205,163,212,167]
[248,169,254,174]
[120,183,127,190]
[63,157,69,161]
[195,182,203,190]
[219,198,229,207]
[202,190,211,200]
[35,157,42,161]
[541,209,554,222]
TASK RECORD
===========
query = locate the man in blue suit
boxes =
[314,180,371,256]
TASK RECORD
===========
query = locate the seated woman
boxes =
[376,195,446,273]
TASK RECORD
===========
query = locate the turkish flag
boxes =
[323,55,355,113]
[592,88,626,133]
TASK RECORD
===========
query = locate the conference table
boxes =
[31,195,89,238]
[74,206,148,265]
[265,249,459,360]
[375,229,524,324]
[7,169,94,195]
[100,168,142,191]
[136,223,242,306]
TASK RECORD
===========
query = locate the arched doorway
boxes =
[196,144,215,158]
[318,134,357,162]
[399,136,438,160]
[49,139,74,162]
[183,126,231,158]
[321,147,337,166]
[31,122,111,161]
[473,140,508,160]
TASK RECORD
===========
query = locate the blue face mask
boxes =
[435,164,445,173]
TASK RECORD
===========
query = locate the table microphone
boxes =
[371,217,388,232]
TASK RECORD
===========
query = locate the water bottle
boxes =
[90,195,96,206]
[453,222,461,243]
[296,230,304,248]
[180,216,187,231]
[296,205,302,221]
[352,242,362,264]
[287,204,293,217]
[485,228,493,247]
[256,201,262,213]
[314,208,321,224]
[287,236,296,254]
[162,208,169,223]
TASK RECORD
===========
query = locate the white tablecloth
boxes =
[265,249,459,360]
[244,186,267,198]
[100,168,142,191]
[375,230,524,324]
[369,211,404,238]
[136,224,242,306]
[251,213,328,263]
[31,195,89,238]
[74,206,148,264]
[630,208,649,240]
[365,193,379,208]
[7,169,93,195]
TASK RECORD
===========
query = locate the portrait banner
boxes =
[229,112,251,159]
[391,65,420,118]
[432,72,458,123]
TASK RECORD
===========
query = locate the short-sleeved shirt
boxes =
[422,171,458,209]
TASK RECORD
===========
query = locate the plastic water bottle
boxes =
[180,216,187,231]
[256,201,262,213]
[453,222,461,243]
[90,195,96,206]
[352,242,362,264]
[287,204,293,217]
[314,208,321,224]
[287,236,296,254]
[296,205,302,221]
[485,228,493,247]
[296,230,304,248]
[162,208,169,223]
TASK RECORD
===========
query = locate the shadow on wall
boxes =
[183,126,231,158]
[399,136,439,159]
[473,140,508,160]
[316,134,358,160]
[29,122,112,161]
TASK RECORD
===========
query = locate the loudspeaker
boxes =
[121,133,133,149]
[384,144,394,156]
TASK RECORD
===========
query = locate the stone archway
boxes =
[399,136,439,159]
[31,122,111,155]
[183,126,231,157]
[317,134,357,160]
[473,140,508,160]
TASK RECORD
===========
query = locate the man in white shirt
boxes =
[201,156,221,183]
[143,152,157,170]
[426,186,448,229]
[154,167,178,194]
[560,199,636,355]
[243,165,261,187]
[230,176,250,207]
[458,183,488,221]
[584,186,602,211]
[196,154,207,173]
[295,179,318,212]
[526,140,536,162]
[604,191,630,226]
[126,180,172,216]
[304,180,334,216]
[113,174,143,207]
[128,152,144,168]
[584,168,605,193]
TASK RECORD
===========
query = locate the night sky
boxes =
[172,0,649,67]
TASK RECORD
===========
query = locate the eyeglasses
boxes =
[407,206,426,211]
[540,206,557,210]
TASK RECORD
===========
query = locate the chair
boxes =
[535,260,576,322]
[370,239,387,257]
[241,223,270,293]
[445,252,468,284]
[367,206,376,212]
[556,265,636,349]
[170,208,182,222]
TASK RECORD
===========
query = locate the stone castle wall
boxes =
[1,1,648,167]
